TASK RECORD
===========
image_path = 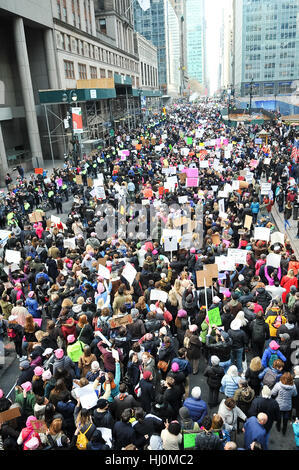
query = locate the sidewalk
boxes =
[1,159,64,192]
[271,202,299,260]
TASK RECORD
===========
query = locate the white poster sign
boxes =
[254,227,270,242]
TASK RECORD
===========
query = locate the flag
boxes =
[291,140,299,162]
[137,0,151,11]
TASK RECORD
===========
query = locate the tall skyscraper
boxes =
[233,0,299,104]
[186,0,206,88]
[134,0,180,97]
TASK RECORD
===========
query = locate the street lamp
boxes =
[138,89,144,126]
[249,78,254,115]
[62,90,79,166]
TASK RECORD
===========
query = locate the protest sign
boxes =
[196,270,213,288]
[215,256,235,271]
[109,314,133,329]
[76,175,83,185]
[164,236,178,252]
[261,183,272,195]
[232,180,240,190]
[270,232,284,246]
[266,253,281,268]
[98,264,111,279]
[178,196,188,204]
[122,263,137,285]
[5,250,21,265]
[227,248,247,265]
[74,383,98,410]
[150,289,168,303]
[244,215,252,230]
[0,407,21,424]
[186,178,198,187]
[63,238,76,249]
[94,186,106,199]
[254,227,270,242]
[87,177,93,187]
[31,420,48,434]
[212,234,221,246]
[207,307,222,326]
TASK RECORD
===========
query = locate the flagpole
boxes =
[124,0,136,17]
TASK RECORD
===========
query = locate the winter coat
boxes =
[243,416,267,450]
[271,381,297,411]
[204,365,225,389]
[249,317,270,343]
[221,374,242,397]
[186,334,201,360]
[227,328,248,350]
[183,397,208,425]
[261,345,286,369]
[140,379,155,414]
[52,355,76,379]
[248,396,280,432]
[205,334,232,362]
[195,430,224,450]
[265,311,287,337]
[25,298,40,318]
[233,385,255,415]
[217,399,247,433]
[255,287,272,312]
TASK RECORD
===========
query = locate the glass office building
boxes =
[234,0,299,98]
[134,0,180,95]
[186,0,206,86]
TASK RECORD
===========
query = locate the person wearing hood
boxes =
[271,372,297,435]
[182,287,198,320]
[179,406,200,431]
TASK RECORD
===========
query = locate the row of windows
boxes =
[64,59,140,86]
[57,32,139,74]
[140,61,158,88]
[246,52,296,60]
[57,0,92,34]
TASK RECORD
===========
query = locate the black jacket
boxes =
[255,287,272,312]
[228,328,248,350]
[203,365,225,389]
[205,334,232,362]
[248,396,280,432]
[140,379,155,413]
[92,409,115,429]
[113,421,136,450]
[249,317,270,343]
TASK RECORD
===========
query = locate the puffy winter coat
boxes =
[271,381,297,411]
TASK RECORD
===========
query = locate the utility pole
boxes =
[249,77,254,115]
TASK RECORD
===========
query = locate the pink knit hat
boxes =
[171,362,180,372]
[269,340,280,351]
[177,309,187,318]
[189,324,198,332]
[54,348,64,359]
[34,366,44,377]
[21,382,32,392]
[67,335,76,344]
[0,389,3,399]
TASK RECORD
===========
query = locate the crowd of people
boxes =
[0,99,299,451]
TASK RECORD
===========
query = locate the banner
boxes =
[72,107,83,133]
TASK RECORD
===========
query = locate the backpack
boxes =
[251,319,265,342]
[76,423,92,450]
[7,327,16,339]
[262,368,277,389]
[268,352,279,369]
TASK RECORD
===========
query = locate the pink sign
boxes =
[33,318,42,327]
[122,150,130,157]
[187,177,198,187]
[186,168,198,178]
[57,178,63,187]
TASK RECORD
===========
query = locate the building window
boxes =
[99,18,107,34]
[65,35,71,52]
[57,0,61,19]
[64,60,75,79]
[107,70,113,78]
[90,66,97,78]
[78,63,87,79]
[100,68,106,78]
[63,0,67,22]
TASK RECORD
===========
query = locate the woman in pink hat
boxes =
[17,415,42,450]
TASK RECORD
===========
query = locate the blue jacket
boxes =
[251,202,260,214]
[261,346,286,369]
[183,397,208,425]
[25,297,39,318]
[244,416,267,450]
[171,358,192,377]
